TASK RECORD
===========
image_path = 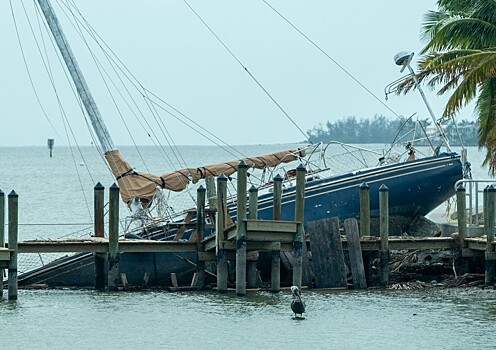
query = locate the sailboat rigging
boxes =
[8,0,466,287]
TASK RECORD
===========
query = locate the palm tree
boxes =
[397,0,496,173]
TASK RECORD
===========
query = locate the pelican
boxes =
[290,286,305,318]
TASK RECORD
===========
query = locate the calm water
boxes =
[1,288,496,349]
[1,145,495,349]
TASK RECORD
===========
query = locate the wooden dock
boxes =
[2,167,496,300]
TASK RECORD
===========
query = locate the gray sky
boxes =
[1,0,468,147]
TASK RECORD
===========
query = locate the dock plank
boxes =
[307,217,347,289]
[17,239,197,253]
[245,220,298,233]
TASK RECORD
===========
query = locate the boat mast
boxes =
[394,51,451,152]
[37,0,115,153]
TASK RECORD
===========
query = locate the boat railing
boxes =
[455,179,496,226]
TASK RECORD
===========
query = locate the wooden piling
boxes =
[205,176,217,211]
[8,191,18,300]
[379,184,389,286]
[108,183,120,291]
[456,184,467,245]
[270,174,283,293]
[0,189,4,297]
[273,174,282,220]
[247,186,258,288]
[344,218,367,289]
[249,185,258,220]
[359,182,370,237]
[307,217,347,288]
[484,185,495,285]
[216,174,228,293]
[195,185,206,289]
[94,182,105,290]
[293,164,306,289]
[236,162,248,296]
[456,184,470,274]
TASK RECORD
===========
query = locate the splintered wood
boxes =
[307,217,347,288]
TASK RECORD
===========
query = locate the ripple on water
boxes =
[1,287,496,349]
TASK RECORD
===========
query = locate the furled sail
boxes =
[105,148,305,205]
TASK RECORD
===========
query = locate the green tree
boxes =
[397,0,496,173]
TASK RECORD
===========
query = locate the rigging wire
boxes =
[13,0,93,220]
[60,0,186,174]
[56,1,157,204]
[58,0,196,200]
[8,0,61,139]
[262,0,403,119]
[183,0,311,144]
[63,0,182,173]
[32,1,98,186]
[63,0,250,161]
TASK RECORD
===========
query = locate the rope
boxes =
[262,0,403,119]
[183,0,311,144]
[15,0,94,221]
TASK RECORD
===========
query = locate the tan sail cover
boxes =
[105,148,305,205]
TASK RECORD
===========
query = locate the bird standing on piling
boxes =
[290,285,305,318]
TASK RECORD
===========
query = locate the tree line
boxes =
[307,115,425,144]
[306,115,478,145]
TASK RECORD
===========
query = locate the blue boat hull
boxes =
[16,153,462,287]
[256,153,462,225]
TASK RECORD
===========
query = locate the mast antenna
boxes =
[393,51,451,152]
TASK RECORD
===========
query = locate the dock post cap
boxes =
[484,184,496,192]
[274,174,283,182]
[359,182,370,189]
[249,185,258,192]
[456,183,466,191]
[296,163,306,171]
[94,182,105,190]
[379,184,389,191]
[217,173,228,181]
[110,182,119,190]
[8,190,18,197]
[197,185,206,192]
[237,160,249,169]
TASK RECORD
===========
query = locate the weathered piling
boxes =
[205,176,217,211]
[308,217,347,288]
[216,174,228,293]
[196,186,206,289]
[344,218,367,289]
[94,182,105,290]
[271,174,283,293]
[247,186,258,288]
[8,191,18,300]
[484,185,495,285]
[249,185,258,220]
[293,164,306,289]
[108,183,120,291]
[456,184,467,245]
[359,182,370,237]
[0,189,4,296]
[379,184,389,286]
[455,184,469,274]
[236,162,248,296]
[273,175,282,220]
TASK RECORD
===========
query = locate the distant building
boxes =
[416,120,478,146]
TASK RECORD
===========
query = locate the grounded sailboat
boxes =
[12,0,464,287]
